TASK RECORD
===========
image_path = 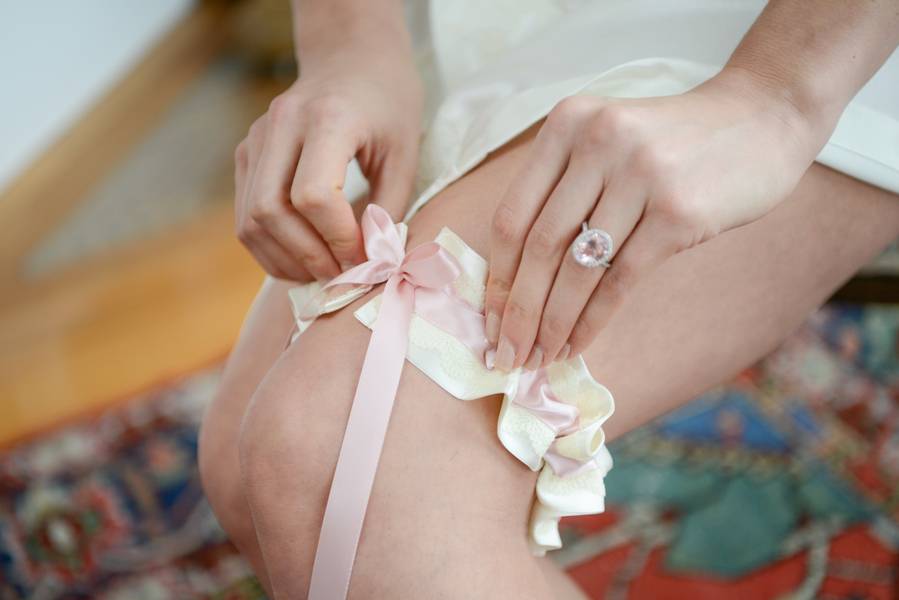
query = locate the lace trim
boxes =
[290,227,615,555]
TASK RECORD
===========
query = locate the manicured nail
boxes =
[494,336,516,372]
[484,348,496,370]
[485,311,500,345]
[557,343,571,362]
[524,346,543,371]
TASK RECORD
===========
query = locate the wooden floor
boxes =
[0,206,263,446]
[0,4,276,447]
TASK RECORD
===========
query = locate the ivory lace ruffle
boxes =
[288,227,614,555]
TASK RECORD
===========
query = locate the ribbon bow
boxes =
[297,204,461,324]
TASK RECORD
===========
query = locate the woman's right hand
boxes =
[234,22,423,282]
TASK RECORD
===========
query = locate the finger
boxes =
[244,221,314,282]
[486,101,589,348]
[236,117,312,281]
[367,145,418,222]
[235,116,266,234]
[533,180,646,366]
[494,154,603,371]
[234,138,251,224]
[248,104,341,280]
[249,95,304,226]
[251,202,342,280]
[567,213,685,355]
[291,122,365,270]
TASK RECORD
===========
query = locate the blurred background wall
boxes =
[0,0,194,192]
[0,0,295,444]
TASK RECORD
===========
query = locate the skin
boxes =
[202,0,899,596]
[235,0,421,281]
[484,1,899,371]
[200,130,899,597]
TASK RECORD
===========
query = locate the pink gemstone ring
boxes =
[571,222,613,269]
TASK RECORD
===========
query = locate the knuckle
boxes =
[544,96,590,136]
[268,266,288,280]
[301,250,338,277]
[580,117,610,149]
[292,244,315,265]
[247,118,264,140]
[491,202,523,245]
[291,183,334,212]
[486,278,512,314]
[267,94,297,123]
[299,255,325,276]
[306,95,349,122]
[525,221,561,259]
[581,105,637,148]
[249,201,277,224]
[235,221,256,245]
[632,143,676,180]
[539,313,570,343]
[551,96,592,123]
[487,275,512,298]
[504,298,533,324]
[325,234,358,256]
[233,141,248,166]
[652,189,702,233]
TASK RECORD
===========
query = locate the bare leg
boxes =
[539,556,591,600]
[199,276,295,596]
[586,161,899,439]
[202,125,899,598]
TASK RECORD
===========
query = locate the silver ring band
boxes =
[571,222,613,269]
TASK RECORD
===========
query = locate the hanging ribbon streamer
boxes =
[305,205,463,599]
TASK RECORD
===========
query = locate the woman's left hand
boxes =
[484,68,822,371]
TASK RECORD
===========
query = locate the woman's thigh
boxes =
[230,116,899,598]
[582,161,899,440]
[238,130,555,599]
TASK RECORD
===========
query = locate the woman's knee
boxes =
[199,277,299,542]
[235,332,359,527]
[236,382,319,507]
[198,399,256,542]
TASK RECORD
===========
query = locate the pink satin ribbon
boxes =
[303,205,591,598]
[514,369,579,433]
[306,205,463,599]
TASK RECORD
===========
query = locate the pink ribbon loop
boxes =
[513,369,580,434]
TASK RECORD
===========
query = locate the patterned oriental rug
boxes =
[1,303,897,599]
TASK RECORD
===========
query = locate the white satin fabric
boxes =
[288,228,615,555]
[396,0,899,222]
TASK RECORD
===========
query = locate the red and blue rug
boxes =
[2,303,897,599]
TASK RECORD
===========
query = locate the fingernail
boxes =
[494,336,516,372]
[557,343,571,362]
[485,311,500,345]
[484,348,496,370]
[524,346,543,371]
